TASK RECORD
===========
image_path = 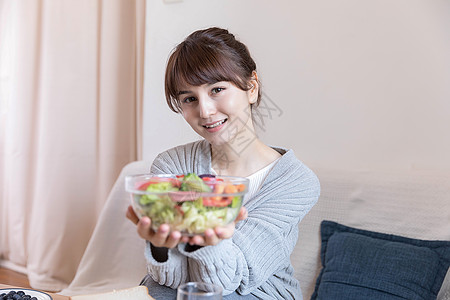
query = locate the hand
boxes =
[126,205,187,248]
[185,206,248,247]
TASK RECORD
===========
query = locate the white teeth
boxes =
[204,119,226,128]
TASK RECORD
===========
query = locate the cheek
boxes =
[181,107,192,118]
[182,110,197,125]
[224,96,251,114]
[223,93,248,109]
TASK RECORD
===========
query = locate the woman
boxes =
[126,27,320,299]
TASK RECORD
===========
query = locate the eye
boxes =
[211,87,224,94]
[181,96,197,104]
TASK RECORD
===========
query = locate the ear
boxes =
[248,71,259,104]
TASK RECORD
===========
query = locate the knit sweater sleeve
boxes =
[178,152,320,298]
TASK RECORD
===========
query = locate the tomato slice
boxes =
[172,179,181,188]
[202,196,232,207]
[136,181,152,191]
[136,177,178,190]
[202,176,215,182]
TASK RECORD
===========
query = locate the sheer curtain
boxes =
[0,0,145,292]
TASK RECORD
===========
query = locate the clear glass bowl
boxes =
[125,173,249,235]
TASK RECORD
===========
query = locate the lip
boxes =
[202,119,227,133]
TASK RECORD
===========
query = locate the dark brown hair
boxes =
[165,27,261,113]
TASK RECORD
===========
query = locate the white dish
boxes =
[0,288,53,300]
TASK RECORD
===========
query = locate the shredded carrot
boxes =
[236,184,246,192]
[224,184,238,194]
[214,183,226,194]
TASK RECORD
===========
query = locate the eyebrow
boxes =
[177,83,220,96]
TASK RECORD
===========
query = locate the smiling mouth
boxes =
[203,119,227,129]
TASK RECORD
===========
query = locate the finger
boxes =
[215,223,235,240]
[181,235,190,244]
[241,207,248,219]
[136,216,154,240]
[151,224,171,247]
[126,205,139,224]
[189,235,205,246]
[235,207,248,222]
[204,228,220,246]
[165,230,182,249]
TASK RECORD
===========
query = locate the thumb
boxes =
[126,205,139,224]
[235,207,248,222]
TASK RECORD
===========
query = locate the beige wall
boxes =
[143,0,450,172]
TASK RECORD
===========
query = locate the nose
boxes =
[198,96,216,119]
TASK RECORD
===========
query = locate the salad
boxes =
[126,173,248,235]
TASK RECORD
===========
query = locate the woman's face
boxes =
[178,81,258,147]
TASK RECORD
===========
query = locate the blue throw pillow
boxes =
[311,221,450,300]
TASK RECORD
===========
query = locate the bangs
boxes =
[165,43,249,113]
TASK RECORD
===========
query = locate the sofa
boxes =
[60,160,450,299]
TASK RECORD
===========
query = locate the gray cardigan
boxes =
[144,140,320,299]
